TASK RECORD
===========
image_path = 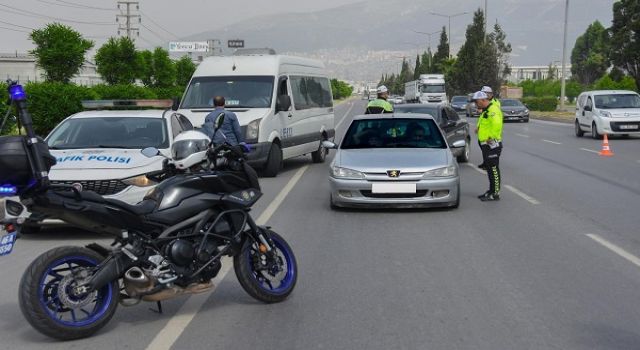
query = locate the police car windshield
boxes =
[47,117,169,150]
[594,94,640,109]
[341,118,446,149]
[181,76,275,109]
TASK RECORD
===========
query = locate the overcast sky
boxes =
[0,0,361,53]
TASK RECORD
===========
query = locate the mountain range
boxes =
[184,0,615,81]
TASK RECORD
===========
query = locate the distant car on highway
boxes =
[500,98,530,123]
[465,94,481,118]
[388,96,403,104]
[323,114,462,209]
[575,90,640,139]
[450,95,468,113]
[393,103,471,163]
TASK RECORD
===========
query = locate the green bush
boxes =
[90,84,157,100]
[25,82,98,135]
[522,96,557,112]
[151,86,185,100]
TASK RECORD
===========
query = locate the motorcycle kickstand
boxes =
[149,301,163,314]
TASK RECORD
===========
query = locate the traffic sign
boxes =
[169,42,209,53]
[228,40,245,48]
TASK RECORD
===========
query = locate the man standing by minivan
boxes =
[474,91,503,202]
[204,96,244,146]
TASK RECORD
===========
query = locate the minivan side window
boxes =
[586,97,593,110]
[290,76,333,110]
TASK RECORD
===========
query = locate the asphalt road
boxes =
[2,99,640,349]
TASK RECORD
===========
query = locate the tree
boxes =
[413,54,421,79]
[571,20,609,85]
[29,23,93,83]
[432,26,449,71]
[610,1,640,90]
[175,55,196,87]
[490,22,512,84]
[546,63,557,80]
[449,9,499,95]
[94,37,137,85]
[137,48,177,88]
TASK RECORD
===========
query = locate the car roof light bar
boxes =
[81,100,173,110]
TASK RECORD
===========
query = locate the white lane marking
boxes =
[145,165,310,350]
[586,234,640,268]
[542,139,562,145]
[504,185,540,205]
[515,133,530,138]
[464,163,486,174]
[580,148,600,154]
[335,102,355,131]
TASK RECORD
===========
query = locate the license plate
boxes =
[371,183,417,194]
[0,232,17,256]
[620,124,639,130]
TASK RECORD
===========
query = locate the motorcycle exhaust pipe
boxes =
[124,267,149,286]
[86,252,137,291]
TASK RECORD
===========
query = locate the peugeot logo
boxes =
[387,170,401,178]
[71,183,83,192]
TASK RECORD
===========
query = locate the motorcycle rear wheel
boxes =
[234,230,297,303]
[19,246,119,340]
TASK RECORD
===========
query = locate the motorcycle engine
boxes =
[165,239,195,267]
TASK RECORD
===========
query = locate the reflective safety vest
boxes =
[478,102,503,142]
[365,98,394,114]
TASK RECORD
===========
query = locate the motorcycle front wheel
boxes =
[19,246,119,340]
[234,230,297,303]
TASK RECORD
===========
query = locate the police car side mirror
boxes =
[276,95,292,113]
[141,147,161,158]
[171,97,181,111]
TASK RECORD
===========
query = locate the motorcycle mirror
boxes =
[141,147,161,158]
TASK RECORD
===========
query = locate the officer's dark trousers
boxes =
[480,143,502,194]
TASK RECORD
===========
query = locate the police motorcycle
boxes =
[0,82,297,340]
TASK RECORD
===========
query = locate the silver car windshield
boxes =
[594,94,640,109]
[47,117,169,150]
[500,99,524,107]
[342,118,446,150]
[181,75,275,109]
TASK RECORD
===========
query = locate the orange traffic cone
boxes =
[599,133,614,157]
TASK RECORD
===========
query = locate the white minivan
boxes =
[177,49,335,176]
[575,90,640,139]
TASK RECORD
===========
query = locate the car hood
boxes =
[501,106,527,112]
[335,148,451,173]
[176,108,270,128]
[598,108,640,118]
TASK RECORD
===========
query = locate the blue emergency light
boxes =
[0,184,17,195]
[8,84,26,101]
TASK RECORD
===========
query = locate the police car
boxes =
[4,100,194,231]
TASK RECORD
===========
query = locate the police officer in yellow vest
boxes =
[473,90,503,201]
[365,85,394,114]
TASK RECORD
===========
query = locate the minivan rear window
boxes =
[181,76,275,109]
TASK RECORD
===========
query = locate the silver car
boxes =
[324,114,463,209]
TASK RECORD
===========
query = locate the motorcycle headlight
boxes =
[331,166,364,179]
[600,111,612,118]
[423,165,457,178]
[246,119,261,143]
[122,174,157,187]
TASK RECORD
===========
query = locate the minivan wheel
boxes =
[575,120,584,137]
[262,143,282,178]
[311,135,328,163]
[591,122,602,139]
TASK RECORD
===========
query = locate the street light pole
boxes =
[430,11,469,58]
[412,29,442,52]
[560,0,569,111]
[485,0,488,33]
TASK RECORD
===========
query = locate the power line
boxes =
[0,25,30,33]
[140,22,168,42]
[139,10,178,39]
[0,4,115,25]
[0,19,35,30]
[55,0,115,11]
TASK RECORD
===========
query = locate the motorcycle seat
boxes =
[55,190,156,216]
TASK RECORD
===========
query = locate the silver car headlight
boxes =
[423,165,457,178]
[332,166,364,180]
[246,119,261,143]
[122,174,157,187]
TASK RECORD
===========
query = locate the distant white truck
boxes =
[404,74,447,104]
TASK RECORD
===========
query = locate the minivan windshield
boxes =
[341,118,446,149]
[181,76,275,109]
[421,84,445,93]
[594,94,640,109]
[47,117,169,150]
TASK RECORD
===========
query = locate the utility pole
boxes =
[117,1,140,39]
[560,0,569,111]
